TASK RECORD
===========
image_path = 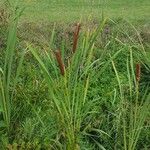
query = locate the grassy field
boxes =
[0,0,150,149]
[6,0,150,23]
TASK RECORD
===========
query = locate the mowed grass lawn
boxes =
[11,0,150,23]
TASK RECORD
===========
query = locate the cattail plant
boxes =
[111,47,149,150]
[30,19,108,149]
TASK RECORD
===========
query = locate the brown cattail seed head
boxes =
[54,50,65,76]
[136,63,141,82]
[72,23,81,53]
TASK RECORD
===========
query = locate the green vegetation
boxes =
[5,0,150,23]
[0,0,150,149]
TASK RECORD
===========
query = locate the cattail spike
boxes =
[136,63,141,82]
[72,23,81,53]
[54,50,65,76]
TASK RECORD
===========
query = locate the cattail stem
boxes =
[72,23,81,53]
[136,63,141,83]
[54,50,65,76]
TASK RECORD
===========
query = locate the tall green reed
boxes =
[0,3,25,133]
